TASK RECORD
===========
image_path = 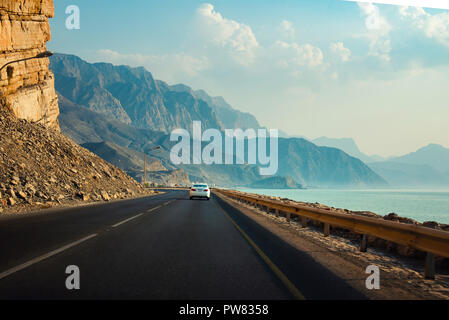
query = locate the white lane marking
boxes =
[147,205,162,212]
[111,213,143,228]
[0,234,98,280]
[0,201,176,280]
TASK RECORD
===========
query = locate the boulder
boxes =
[100,191,111,201]
[8,197,16,206]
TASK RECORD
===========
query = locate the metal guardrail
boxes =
[214,188,449,279]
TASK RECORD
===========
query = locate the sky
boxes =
[48,0,449,157]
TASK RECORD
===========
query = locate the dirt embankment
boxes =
[0,106,153,214]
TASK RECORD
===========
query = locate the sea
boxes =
[235,188,449,224]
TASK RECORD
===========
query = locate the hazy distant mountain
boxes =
[366,144,449,188]
[390,144,449,173]
[54,54,389,188]
[51,53,222,132]
[51,54,265,133]
[163,83,262,130]
[58,94,265,186]
[312,136,384,163]
[60,96,386,187]
[277,138,387,187]
[193,89,261,130]
[368,161,449,187]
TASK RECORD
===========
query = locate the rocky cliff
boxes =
[0,0,59,130]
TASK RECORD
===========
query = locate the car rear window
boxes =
[193,184,207,188]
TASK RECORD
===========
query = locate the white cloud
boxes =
[278,20,295,40]
[358,2,392,61]
[349,0,449,10]
[426,13,449,45]
[399,6,426,20]
[195,3,259,66]
[329,42,351,62]
[96,49,209,82]
[275,41,324,68]
[400,6,449,46]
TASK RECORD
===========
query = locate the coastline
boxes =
[236,187,449,224]
[229,188,449,269]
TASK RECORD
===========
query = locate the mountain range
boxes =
[391,144,449,173]
[311,136,385,163]
[367,144,449,187]
[51,53,262,133]
[313,136,449,187]
[51,53,389,188]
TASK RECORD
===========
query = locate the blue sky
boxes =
[48,0,449,157]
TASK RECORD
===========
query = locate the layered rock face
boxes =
[0,0,59,130]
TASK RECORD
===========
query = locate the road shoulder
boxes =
[214,192,449,300]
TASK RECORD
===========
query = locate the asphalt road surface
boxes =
[0,190,366,300]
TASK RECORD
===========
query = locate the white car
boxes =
[190,183,210,200]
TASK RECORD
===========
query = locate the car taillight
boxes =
[191,189,196,191]
[204,189,209,192]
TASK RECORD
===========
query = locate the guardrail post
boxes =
[266,207,271,214]
[275,209,279,217]
[360,234,368,252]
[323,223,330,237]
[424,252,436,280]
[301,217,307,228]
[286,212,291,222]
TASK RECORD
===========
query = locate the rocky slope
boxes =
[0,105,149,213]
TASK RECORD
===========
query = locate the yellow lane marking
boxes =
[217,204,306,300]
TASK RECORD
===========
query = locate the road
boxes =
[0,190,366,300]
